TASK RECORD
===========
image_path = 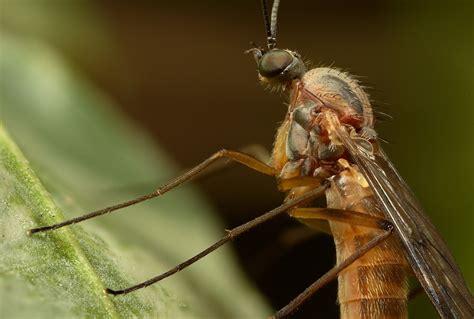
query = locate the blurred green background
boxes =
[1,0,472,318]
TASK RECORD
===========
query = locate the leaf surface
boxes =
[0,34,269,318]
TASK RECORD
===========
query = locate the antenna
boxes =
[259,0,281,50]
[270,0,280,48]
[260,0,273,49]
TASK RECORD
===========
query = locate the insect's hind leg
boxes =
[28,149,276,234]
[272,207,394,319]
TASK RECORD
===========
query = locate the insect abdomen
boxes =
[337,241,408,319]
[327,167,408,319]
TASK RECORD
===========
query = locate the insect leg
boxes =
[105,184,328,296]
[290,207,390,230]
[277,176,324,192]
[272,208,394,318]
[28,149,276,234]
[239,144,271,163]
[201,144,271,179]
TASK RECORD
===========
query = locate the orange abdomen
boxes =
[327,168,409,319]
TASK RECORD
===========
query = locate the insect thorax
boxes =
[300,67,373,129]
[277,67,374,181]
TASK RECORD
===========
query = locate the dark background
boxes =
[2,1,472,317]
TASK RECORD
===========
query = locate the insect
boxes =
[29,0,474,318]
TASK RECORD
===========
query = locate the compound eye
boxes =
[258,50,293,78]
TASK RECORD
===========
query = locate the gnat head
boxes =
[247,0,306,87]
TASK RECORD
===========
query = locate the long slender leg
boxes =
[28,149,276,234]
[197,144,271,181]
[239,144,271,163]
[288,207,391,235]
[270,207,393,318]
[277,176,323,192]
[289,207,391,230]
[105,184,328,295]
[272,227,393,318]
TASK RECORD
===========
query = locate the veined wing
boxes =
[329,114,474,318]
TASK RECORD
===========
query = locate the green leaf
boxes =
[0,34,270,318]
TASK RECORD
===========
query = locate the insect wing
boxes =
[334,125,474,318]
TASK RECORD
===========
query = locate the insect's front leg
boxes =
[29,149,275,234]
[202,144,272,178]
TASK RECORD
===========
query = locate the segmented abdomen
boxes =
[326,166,408,319]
